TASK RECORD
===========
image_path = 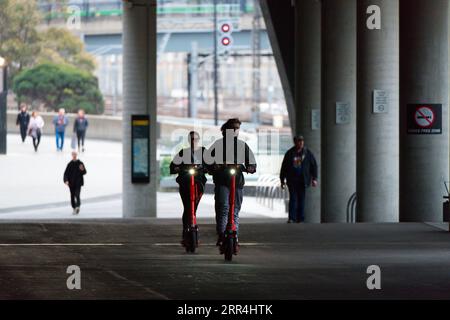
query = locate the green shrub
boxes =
[160,156,172,178]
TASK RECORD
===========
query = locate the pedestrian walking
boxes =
[16,103,30,143]
[52,108,69,151]
[280,135,318,223]
[63,151,87,215]
[73,109,89,152]
[27,111,44,152]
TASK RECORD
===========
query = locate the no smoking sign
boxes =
[407,104,442,134]
[415,106,435,127]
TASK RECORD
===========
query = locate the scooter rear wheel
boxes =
[224,237,234,261]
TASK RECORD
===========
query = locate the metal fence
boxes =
[255,174,289,212]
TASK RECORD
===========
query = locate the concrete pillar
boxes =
[0,61,7,155]
[321,0,357,222]
[123,0,157,218]
[259,0,296,132]
[295,0,321,223]
[399,0,449,222]
[356,0,399,222]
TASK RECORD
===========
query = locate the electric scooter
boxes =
[220,164,246,261]
[184,164,201,253]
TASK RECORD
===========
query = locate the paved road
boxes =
[0,220,449,299]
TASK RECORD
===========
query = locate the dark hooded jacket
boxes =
[64,160,87,187]
[280,146,318,188]
[170,147,208,192]
[205,137,257,189]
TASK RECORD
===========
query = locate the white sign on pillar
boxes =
[311,109,320,130]
[373,90,388,113]
[336,102,351,125]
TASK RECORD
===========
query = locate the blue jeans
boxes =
[288,183,306,222]
[55,131,65,150]
[214,185,243,236]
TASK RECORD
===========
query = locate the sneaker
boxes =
[75,207,80,215]
[72,208,77,215]
[287,220,294,224]
[219,242,225,254]
[216,235,225,247]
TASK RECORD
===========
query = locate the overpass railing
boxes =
[38,0,255,21]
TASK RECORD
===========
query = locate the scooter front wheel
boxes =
[184,230,197,253]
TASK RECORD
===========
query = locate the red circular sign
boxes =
[221,24,230,33]
[221,37,231,46]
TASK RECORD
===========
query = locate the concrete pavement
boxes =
[0,221,448,299]
[0,134,122,209]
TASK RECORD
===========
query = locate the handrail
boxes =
[255,174,288,213]
[346,192,357,223]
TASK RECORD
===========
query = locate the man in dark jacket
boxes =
[64,151,87,215]
[280,135,318,223]
[16,104,30,143]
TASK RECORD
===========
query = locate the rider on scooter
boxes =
[170,131,207,246]
[205,118,257,252]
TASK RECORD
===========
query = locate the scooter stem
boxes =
[229,173,236,232]
[190,173,197,225]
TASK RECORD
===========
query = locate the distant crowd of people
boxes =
[16,103,89,215]
[16,104,89,153]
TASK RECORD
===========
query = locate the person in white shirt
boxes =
[28,111,45,152]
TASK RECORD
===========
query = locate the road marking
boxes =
[0,243,123,246]
[105,270,170,300]
[0,193,122,214]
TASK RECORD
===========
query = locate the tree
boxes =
[38,27,96,73]
[13,63,104,114]
[0,0,42,80]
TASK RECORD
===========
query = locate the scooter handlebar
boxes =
[213,164,253,174]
